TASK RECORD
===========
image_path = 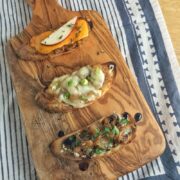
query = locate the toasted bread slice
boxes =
[35,62,116,113]
[11,17,91,61]
[50,112,141,161]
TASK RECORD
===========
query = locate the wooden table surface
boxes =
[159,0,180,65]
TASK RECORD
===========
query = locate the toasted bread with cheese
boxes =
[12,17,91,61]
[50,112,141,161]
[35,62,116,113]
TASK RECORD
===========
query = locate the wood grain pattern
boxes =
[6,0,165,179]
[159,0,180,65]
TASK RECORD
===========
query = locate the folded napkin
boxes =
[0,0,180,179]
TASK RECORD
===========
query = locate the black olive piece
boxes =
[63,135,76,147]
[134,113,142,122]
[87,20,93,30]
[79,161,89,171]
[58,130,65,137]
[108,113,118,123]
[122,112,129,119]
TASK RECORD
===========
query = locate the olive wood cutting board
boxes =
[6,0,166,179]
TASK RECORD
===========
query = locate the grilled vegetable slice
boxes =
[50,112,141,161]
[35,62,116,113]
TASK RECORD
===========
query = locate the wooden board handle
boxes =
[26,0,67,12]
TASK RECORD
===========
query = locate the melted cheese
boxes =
[30,19,89,54]
[48,66,105,108]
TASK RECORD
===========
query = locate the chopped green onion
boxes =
[119,118,129,126]
[80,78,88,86]
[80,95,88,101]
[63,92,70,99]
[67,79,74,87]
[103,127,111,134]
[95,148,106,154]
[87,76,95,83]
[92,128,101,140]
[112,126,120,135]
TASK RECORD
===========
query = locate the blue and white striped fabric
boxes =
[0,0,180,179]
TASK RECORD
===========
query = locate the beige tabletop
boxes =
[159,0,180,65]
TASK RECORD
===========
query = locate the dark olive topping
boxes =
[134,113,142,122]
[122,112,129,119]
[79,161,89,171]
[108,113,118,123]
[63,135,76,148]
[58,130,65,137]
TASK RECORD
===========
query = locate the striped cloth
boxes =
[0,0,180,179]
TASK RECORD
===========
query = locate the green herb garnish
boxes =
[118,118,129,126]
[67,23,74,28]
[95,148,106,154]
[103,127,111,134]
[112,126,120,135]
[67,79,73,87]
[80,95,88,101]
[63,92,70,99]
[87,76,94,82]
[80,78,88,86]
[59,35,63,39]
[92,128,101,140]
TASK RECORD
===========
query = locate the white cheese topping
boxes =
[49,65,105,108]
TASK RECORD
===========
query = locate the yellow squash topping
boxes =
[30,18,89,54]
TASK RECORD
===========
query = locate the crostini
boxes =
[35,62,116,112]
[13,16,91,61]
[50,112,142,161]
